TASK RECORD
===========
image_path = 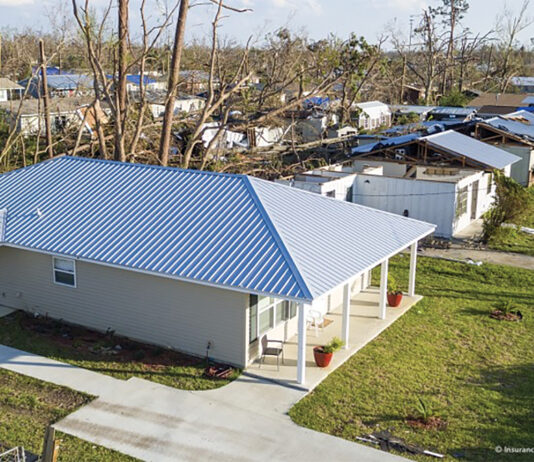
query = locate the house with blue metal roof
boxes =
[0,156,434,385]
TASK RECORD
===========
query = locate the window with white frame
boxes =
[53,257,76,287]
[248,295,297,343]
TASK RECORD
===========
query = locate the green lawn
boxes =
[0,312,239,391]
[488,186,534,256]
[0,369,136,461]
[290,256,534,461]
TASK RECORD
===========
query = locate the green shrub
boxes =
[323,337,344,354]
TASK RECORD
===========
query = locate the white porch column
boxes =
[408,241,418,297]
[297,302,309,385]
[341,282,350,349]
[379,259,389,320]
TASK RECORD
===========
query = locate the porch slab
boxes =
[246,288,422,391]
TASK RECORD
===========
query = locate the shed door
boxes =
[470,181,479,220]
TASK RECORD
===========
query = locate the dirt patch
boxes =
[406,416,447,431]
[489,309,523,322]
[13,311,204,369]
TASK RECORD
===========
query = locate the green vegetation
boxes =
[438,89,470,107]
[0,312,239,391]
[486,184,534,256]
[290,256,534,461]
[0,369,136,461]
[322,337,344,354]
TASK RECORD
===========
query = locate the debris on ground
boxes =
[356,431,444,458]
[490,309,523,322]
[204,364,234,379]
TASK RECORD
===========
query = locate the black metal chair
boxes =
[260,335,284,370]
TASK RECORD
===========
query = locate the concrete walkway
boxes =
[420,247,534,270]
[0,344,407,462]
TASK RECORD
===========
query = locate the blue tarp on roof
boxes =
[303,97,330,109]
[0,157,434,301]
[126,75,156,85]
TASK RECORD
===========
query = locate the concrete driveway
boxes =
[0,344,408,462]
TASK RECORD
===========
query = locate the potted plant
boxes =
[313,337,344,368]
[387,274,403,307]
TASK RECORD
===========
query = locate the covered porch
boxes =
[246,243,421,391]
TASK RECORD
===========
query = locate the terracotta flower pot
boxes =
[313,346,333,368]
[387,292,403,307]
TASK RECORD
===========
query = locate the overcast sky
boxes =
[1,0,533,48]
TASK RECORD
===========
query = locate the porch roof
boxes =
[0,157,435,303]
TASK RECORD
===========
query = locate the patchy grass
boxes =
[0,312,239,391]
[0,369,136,461]
[488,186,534,256]
[290,256,534,461]
[488,226,534,256]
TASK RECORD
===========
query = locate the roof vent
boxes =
[0,208,7,242]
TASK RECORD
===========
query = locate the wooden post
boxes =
[41,426,56,462]
[39,39,54,159]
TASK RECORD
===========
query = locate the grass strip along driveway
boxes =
[0,312,238,391]
[290,256,534,461]
[0,369,137,461]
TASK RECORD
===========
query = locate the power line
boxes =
[352,185,495,198]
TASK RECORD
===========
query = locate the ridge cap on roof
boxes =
[245,176,314,301]
[56,156,248,179]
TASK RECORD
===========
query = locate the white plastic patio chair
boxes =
[306,309,325,337]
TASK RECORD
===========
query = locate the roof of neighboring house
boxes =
[421,130,521,170]
[469,92,534,108]
[126,75,157,85]
[482,114,534,143]
[390,105,436,115]
[428,106,476,116]
[0,78,23,90]
[476,105,519,116]
[511,77,534,87]
[0,97,103,116]
[505,110,534,123]
[352,133,420,154]
[19,74,93,91]
[0,157,435,302]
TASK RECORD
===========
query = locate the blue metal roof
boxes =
[422,130,521,169]
[521,96,534,105]
[0,157,435,301]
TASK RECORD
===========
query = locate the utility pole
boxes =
[399,15,417,104]
[39,39,54,159]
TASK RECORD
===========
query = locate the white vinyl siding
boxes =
[0,247,248,367]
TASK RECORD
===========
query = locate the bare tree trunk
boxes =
[115,0,129,162]
[39,39,54,158]
[159,0,189,166]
